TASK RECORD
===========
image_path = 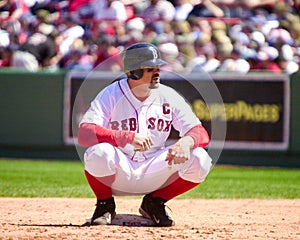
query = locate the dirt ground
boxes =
[1,198,299,240]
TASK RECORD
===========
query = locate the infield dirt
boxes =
[1,198,299,239]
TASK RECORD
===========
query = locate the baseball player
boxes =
[78,42,212,227]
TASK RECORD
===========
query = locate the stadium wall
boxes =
[0,69,299,167]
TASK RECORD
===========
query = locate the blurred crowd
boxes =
[0,0,300,74]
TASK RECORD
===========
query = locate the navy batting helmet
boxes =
[123,42,166,72]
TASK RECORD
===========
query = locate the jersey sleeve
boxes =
[78,82,135,147]
[79,87,112,127]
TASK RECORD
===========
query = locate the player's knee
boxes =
[180,148,212,183]
[193,147,212,176]
[84,143,117,177]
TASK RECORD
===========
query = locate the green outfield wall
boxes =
[0,69,299,167]
[0,70,65,146]
[0,70,78,159]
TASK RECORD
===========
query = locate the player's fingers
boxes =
[165,153,173,167]
[140,144,147,151]
[165,153,171,162]
[165,149,173,161]
[140,143,151,152]
[173,153,188,164]
[145,138,152,149]
[147,136,154,146]
[140,136,153,151]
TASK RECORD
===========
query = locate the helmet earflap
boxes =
[128,69,144,80]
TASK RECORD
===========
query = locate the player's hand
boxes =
[132,133,153,152]
[165,136,194,167]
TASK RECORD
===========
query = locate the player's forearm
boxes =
[78,123,135,147]
[184,124,210,148]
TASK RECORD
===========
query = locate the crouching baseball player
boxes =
[78,42,212,227]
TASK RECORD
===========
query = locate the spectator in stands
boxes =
[0,46,14,67]
[241,0,278,10]
[93,0,127,22]
[0,0,8,18]
[209,0,278,9]
[5,0,31,20]
[253,46,282,74]
[55,15,85,56]
[158,42,185,72]
[26,0,51,15]
[276,54,299,75]
[191,41,220,73]
[185,33,211,72]
[93,35,122,71]
[293,0,300,13]
[140,0,176,22]
[0,0,300,74]
[173,0,194,21]
[0,27,10,49]
[170,20,195,66]
[141,22,159,43]
[68,0,95,19]
[119,18,145,47]
[218,47,250,74]
[114,21,130,47]
[187,0,224,19]
[2,19,22,47]
[58,37,94,71]
[11,21,56,71]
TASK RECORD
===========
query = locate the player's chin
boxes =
[149,81,160,89]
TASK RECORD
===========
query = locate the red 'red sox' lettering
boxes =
[111,118,137,131]
[148,117,171,131]
[111,118,171,132]
[129,118,136,131]
[110,121,119,130]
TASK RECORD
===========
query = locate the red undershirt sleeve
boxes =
[184,124,210,148]
[77,123,135,148]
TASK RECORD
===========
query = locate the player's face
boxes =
[143,67,160,89]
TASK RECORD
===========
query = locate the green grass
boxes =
[181,166,300,199]
[0,159,299,198]
[0,159,93,197]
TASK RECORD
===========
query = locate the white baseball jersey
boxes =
[81,78,211,195]
[80,78,201,160]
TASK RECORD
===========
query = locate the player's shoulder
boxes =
[94,77,126,100]
[101,77,126,92]
[156,83,190,106]
[158,83,183,98]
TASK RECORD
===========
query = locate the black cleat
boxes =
[91,197,116,225]
[139,194,175,227]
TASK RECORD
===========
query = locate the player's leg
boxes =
[142,146,212,199]
[84,142,161,224]
[83,142,121,225]
[139,147,212,226]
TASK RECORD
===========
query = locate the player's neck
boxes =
[128,79,152,101]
